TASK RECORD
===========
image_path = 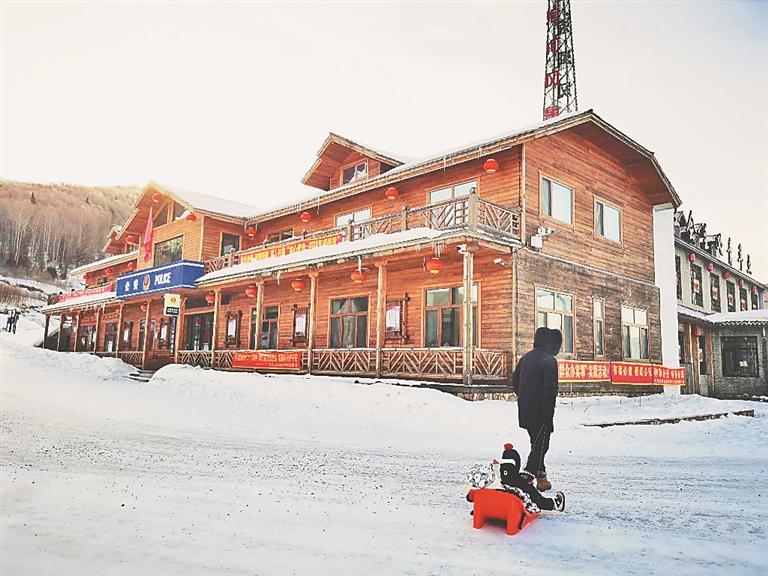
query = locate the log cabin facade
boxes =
[41,110,684,385]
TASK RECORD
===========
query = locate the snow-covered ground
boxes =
[1,315,766,575]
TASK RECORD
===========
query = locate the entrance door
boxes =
[183,313,214,350]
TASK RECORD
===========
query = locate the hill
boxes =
[0,179,141,281]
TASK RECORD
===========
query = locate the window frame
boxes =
[422,284,479,348]
[593,297,605,358]
[752,290,759,311]
[426,179,478,205]
[675,255,682,300]
[219,232,241,257]
[335,207,373,228]
[534,285,575,356]
[340,160,368,186]
[266,229,293,244]
[739,287,749,312]
[152,203,170,229]
[328,294,370,349]
[726,282,736,312]
[153,235,184,267]
[539,173,574,227]
[710,274,721,312]
[621,305,650,361]
[690,263,703,307]
[721,336,759,377]
[593,196,622,244]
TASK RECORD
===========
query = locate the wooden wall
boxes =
[136,205,203,271]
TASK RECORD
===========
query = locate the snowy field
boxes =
[1,315,766,575]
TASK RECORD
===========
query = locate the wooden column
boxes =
[43,314,50,350]
[253,282,264,349]
[72,311,81,352]
[307,272,318,374]
[115,304,124,354]
[520,142,527,241]
[462,246,475,385]
[467,190,479,231]
[142,300,151,370]
[174,297,186,363]
[211,289,221,368]
[56,314,65,351]
[93,306,102,353]
[375,262,388,377]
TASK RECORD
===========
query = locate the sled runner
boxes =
[467,488,538,535]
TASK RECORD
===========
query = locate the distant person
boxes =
[11,310,19,334]
[511,327,562,492]
[4,309,14,332]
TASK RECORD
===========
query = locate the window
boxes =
[225,311,241,347]
[675,256,682,300]
[335,208,372,227]
[342,161,368,185]
[622,306,649,360]
[152,204,169,228]
[266,229,293,243]
[595,199,621,242]
[105,322,118,352]
[183,313,214,351]
[257,306,279,349]
[424,286,478,348]
[710,274,721,312]
[593,298,605,357]
[535,288,574,354]
[726,282,736,312]
[138,319,147,351]
[698,331,707,375]
[330,297,369,348]
[429,180,476,204]
[122,322,133,349]
[752,291,760,310]
[677,327,685,365]
[690,264,703,306]
[292,306,308,344]
[739,288,748,311]
[721,336,759,377]
[541,177,573,225]
[173,202,186,220]
[220,233,240,257]
[154,235,183,266]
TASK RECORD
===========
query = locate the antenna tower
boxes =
[543,0,578,120]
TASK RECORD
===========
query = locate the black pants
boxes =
[525,424,551,478]
[510,477,555,511]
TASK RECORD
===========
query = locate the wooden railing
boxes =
[178,350,213,368]
[118,350,145,367]
[312,348,376,375]
[204,193,520,274]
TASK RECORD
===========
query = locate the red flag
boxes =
[143,206,154,263]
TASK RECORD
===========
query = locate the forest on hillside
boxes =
[0,180,141,280]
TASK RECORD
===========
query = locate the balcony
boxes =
[204,194,520,274]
[48,282,115,305]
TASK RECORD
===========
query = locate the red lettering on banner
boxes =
[56,283,114,303]
[232,350,302,370]
[239,233,344,265]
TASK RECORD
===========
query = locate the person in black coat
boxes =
[511,327,562,492]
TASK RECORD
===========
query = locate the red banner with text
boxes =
[557,360,611,382]
[556,360,684,386]
[232,350,303,370]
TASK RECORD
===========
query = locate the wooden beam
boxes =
[462,246,475,385]
[520,142,527,241]
[307,272,318,374]
[253,282,264,350]
[72,311,81,352]
[174,297,186,363]
[142,301,151,370]
[43,314,50,350]
[375,262,387,377]
[57,314,64,351]
[115,304,124,354]
[93,307,102,353]
[211,289,221,368]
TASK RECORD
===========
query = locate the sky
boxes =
[2,1,767,280]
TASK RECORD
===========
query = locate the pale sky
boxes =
[2,1,767,280]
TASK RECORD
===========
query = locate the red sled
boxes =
[467,488,538,535]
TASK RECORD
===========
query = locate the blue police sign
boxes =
[116,260,205,299]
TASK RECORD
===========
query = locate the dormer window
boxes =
[342,161,368,185]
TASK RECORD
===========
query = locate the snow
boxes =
[707,309,768,324]
[199,227,447,284]
[40,289,117,313]
[1,321,767,575]
[69,250,138,277]
[153,181,262,219]
[0,274,63,296]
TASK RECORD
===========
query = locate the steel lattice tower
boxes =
[543,0,578,120]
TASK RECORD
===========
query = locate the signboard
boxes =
[558,360,611,382]
[116,260,204,299]
[164,293,181,316]
[239,233,344,265]
[56,282,114,303]
[610,362,654,385]
[232,350,303,370]
[652,365,686,385]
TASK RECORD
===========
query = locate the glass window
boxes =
[105,322,118,353]
[593,299,604,357]
[152,204,169,228]
[739,288,748,311]
[183,313,214,351]
[698,332,707,375]
[429,180,477,204]
[690,264,703,306]
[710,274,721,312]
[342,162,368,185]
[726,282,736,312]
[752,291,759,310]
[173,202,186,220]
[622,305,649,360]
[424,285,478,347]
[675,256,682,300]
[595,200,621,242]
[220,233,240,256]
[535,288,574,354]
[254,306,278,349]
[721,336,759,377]
[154,235,183,266]
[122,321,133,349]
[541,177,572,225]
[266,229,293,243]
[335,208,372,227]
[330,297,369,348]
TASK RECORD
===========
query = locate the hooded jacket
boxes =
[512,327,561,432]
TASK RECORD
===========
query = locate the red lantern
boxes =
[752,285,759,294]
[205,292,216,305]
[425,257,444,275]
[706,262,714,272]
[105,267,113,275]
[695,326,703,337]
[723,271,731,279]
[291,279,305,292]
[186,212,197,222]
[151,192,163,203]
[246,226,257,238]
[300,211,312,224]
[140,302,148,313]
[126,261,136,271]
[385,187,400,200]
[126,234,138,244]
[350,270,366,284]
[244,285,258,298]
[483,158,500,174]
[738,279,745,288]
[688,253,696,263]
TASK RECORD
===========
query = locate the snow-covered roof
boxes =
[41,290,118,313]
[69,251,139,277]
[678,305,768,325]
[198,227,447,285]
[152,181,261,219]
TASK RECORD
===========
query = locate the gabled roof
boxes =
[253,109,682,224]
[70,250,139,277]
[302,133,405,190]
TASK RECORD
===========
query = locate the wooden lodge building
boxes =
[41,110,687,388]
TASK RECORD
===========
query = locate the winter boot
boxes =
[553,491,565,512]
[536,475,552,492]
